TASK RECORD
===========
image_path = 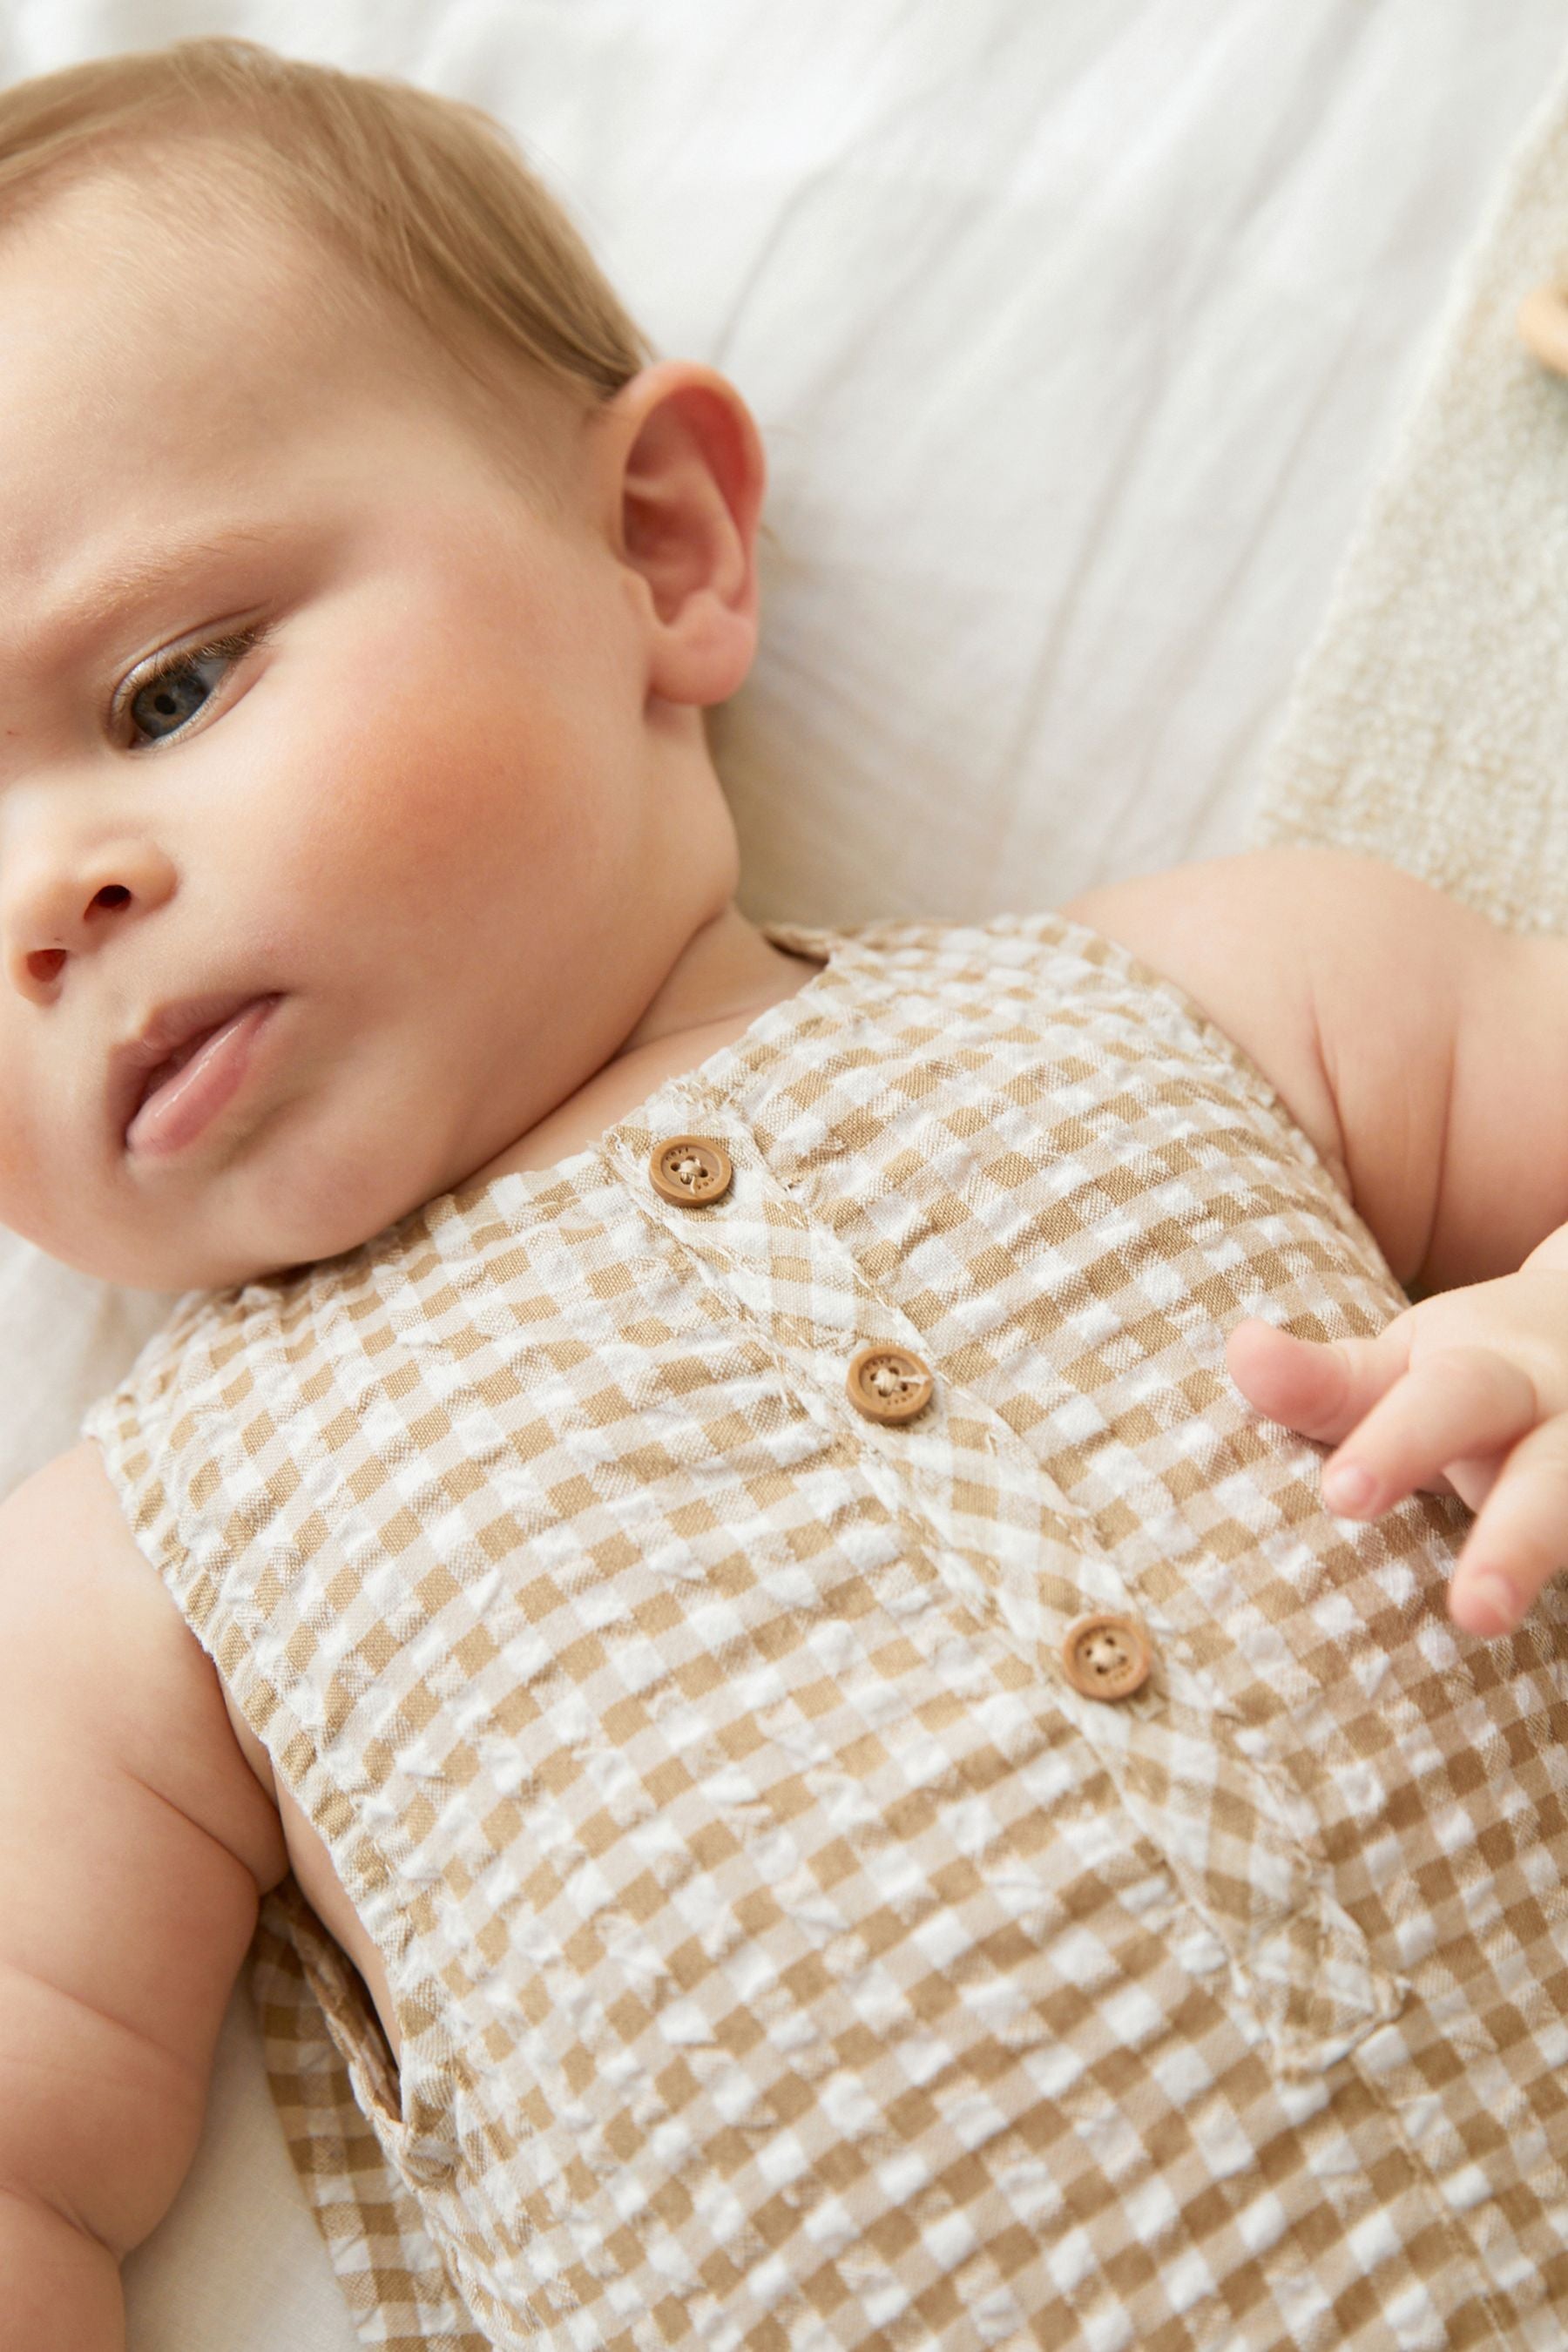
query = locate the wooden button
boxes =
[846,1343,933,1425]
[1519,282,1568,377]
[648,1135,733,1207]
[1060,1613,1152,1701]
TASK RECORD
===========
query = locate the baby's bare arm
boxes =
[0,1443,287,2348]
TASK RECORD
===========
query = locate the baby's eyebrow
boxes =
[24,522,285,670]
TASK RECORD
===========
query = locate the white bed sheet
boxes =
[0,3,1563,2344]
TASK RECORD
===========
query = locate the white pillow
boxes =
[0,3,1562,2346]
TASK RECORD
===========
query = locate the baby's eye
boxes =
[124,627,259,747]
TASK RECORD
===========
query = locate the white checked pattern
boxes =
[84,914,1568,2349]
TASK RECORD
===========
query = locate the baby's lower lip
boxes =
[125,996,282,1157]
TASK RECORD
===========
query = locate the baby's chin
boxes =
[57,1179,414,1297]
[42,1227,314,1297]
[58,1091,520,1292]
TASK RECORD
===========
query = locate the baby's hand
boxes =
[1227,1268,1568,1637]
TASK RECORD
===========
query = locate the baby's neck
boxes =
[617,902,816,1064]
[467,908,824,1184]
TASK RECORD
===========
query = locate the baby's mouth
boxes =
[112,988,282,1153]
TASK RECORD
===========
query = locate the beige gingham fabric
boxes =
[82,913,1568,2349]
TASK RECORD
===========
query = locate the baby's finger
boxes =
[1448,1413,1568,1637]
[1320,1346,1538,1519]
[1227,1316,1412,1447]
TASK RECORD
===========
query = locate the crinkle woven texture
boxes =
[1250,29,1568,935]
[84,913,1568,2349]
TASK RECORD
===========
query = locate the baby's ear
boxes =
[599,359,766,704]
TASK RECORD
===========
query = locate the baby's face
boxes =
[0,174,708,1292]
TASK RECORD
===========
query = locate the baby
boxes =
[4,36,1568,2352]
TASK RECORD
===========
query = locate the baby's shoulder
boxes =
[1060,844,1475,1286]
[0,1439,286,1891]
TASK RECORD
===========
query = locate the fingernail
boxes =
[1463,1573,1519,1636]
[1323,1462,1374,1512]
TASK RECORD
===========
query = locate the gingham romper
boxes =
[82,913,1568,2352]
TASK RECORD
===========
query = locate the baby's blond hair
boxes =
[0,36,656,483]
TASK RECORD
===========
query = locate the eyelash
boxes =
[117,621,267,748]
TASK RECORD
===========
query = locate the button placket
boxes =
[619,1123,1412,2065]
[627,1129,1402,2061]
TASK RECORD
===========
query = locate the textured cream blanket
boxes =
[1250,37,1568,934]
